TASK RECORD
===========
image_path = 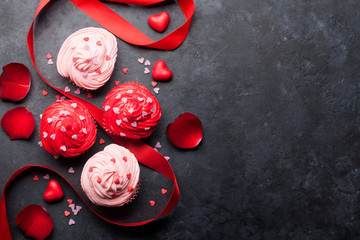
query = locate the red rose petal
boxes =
[150,200,156,206]
[15,205,53,240]
[42,90,48,96]
[0,63,31,101]
[1,107,35,140]
[152,60,172,81]
[99,138,105,144]
[122,68,128,74]
[43,180,64,202]
[166,112,203,149]
[114,81,120,86]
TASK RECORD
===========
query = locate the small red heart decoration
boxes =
[33,175,39,181]
[152,60,172,81]
[122,68,128,74]
[67,199,73,205]
[151,81,158,87]
[148,12,170,32]
[114,81,120,86]
[64,210,71,217]
[0,62,31,101]
[46,53,52,59]
[42,90,48,96]
[1,107,35,140]
[99,138,105,144]
[87,92,93,98]
[161,188,167,195]
[150,200,156,206]
[16,204,53,240]
[83,37,89,41]
[95,68,101,74]
[43,180,64,202]
[166,112,203,149]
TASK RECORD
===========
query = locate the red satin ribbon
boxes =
[0,0,196,239]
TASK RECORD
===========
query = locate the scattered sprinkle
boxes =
[64,211,70,217]
[104,106,110,111]
[46,53,52,59]
[54,155,59,159]
[123,156,127,162]
[47,59,54,65]
[161,188,168,195]
[60,145,67,151]
[155,142,161,148]
[106,55,111,61]
[96,176,102,183]
[95,68,101,74]
[96,41,102,46]
[84,43,90,51]
[126,173,131,179]
[147,97,152,103]
[71,103,77,108]
[73,206,82,215]
[150,200,156,207]
[38,141,43,147]
[82,72,88,79]
[68,167,74,174]
[61,126,66,132]
[50,134,56,140]
[114,81,120,86]
[144,67,150,74]
[43,132,48,138]
[79,115,85,120]
[83,37,89,41]
[68,219,75,226]
[64,86,71,92]
[87,92,93,98]
[120,133,126,137]
[99,139,105,144]
[33,175,39,181]
[39,114,43,119]
[42,90,48,96]
[131,121,137,128]
[151,81,158,87]
[74,88,81,95]
[71,134,77,140]
[67,199,73,205]
[153,87,160,94]
[55,95,61,100]
[144,60,151,66]
[82,128,87,134]
[164,156,170,161]
[43,174,50,180]
[138,57,144,64]
[116,119,122,125]
[126,89,133,94]
[110,158,116,163]
[128,186,134,192]
[122,68,128,74]
[60,96,66,101]
[113,107,120,114]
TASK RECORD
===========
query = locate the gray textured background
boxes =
[1,0,360,239]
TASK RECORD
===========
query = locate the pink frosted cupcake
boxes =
[80,144,140,207]
[102,82,161,139]
[57,27,118,90]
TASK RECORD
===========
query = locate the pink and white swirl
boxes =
[57,27,118,90]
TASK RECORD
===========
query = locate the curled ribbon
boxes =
[1,0,195,239]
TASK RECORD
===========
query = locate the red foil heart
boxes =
[15,204,53,240]
[0,63,31,101]
[148,12,170,32]
[43,180,64,202]
[1,107,35,140]
[152,60,172,81]
[166,112,202,149]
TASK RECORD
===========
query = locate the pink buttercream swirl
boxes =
[57,27,117,90]
[81,144,140,207]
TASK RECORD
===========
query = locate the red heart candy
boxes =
[64,210,71,217]
[122,68,128,74]
[83,37,89,41]
[42,90,48,96]
[161,188,167,195]
[114,81,120,86]
[166,112,203,149]
[150,200,156,206]
[46,53,52,59]
[87,92,93,98]
[16,205,53,240]
[0,62,31,101]
[95,68,101,74]
[1,107,35,140]
[99,138,105,144]
[43,180,64,202]
[148,12,170,32]
[151,81,158,87]
[67,199,73,205]
[152,60,172,81]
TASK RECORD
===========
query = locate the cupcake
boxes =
[81,144,140,207]
[56,27,118,90]
[40,100,97,158]
[102,82,161,139]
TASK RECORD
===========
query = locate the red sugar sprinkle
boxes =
[106,55,111,61]
[72,57,79,63]
[128,186,134,192]
[87,92,93,98]
[42,90,48,96]
[122,156,127,162]
[95,68,101,74]
[55,95,61,100]
[110,158,116,163]
[64,210,70,217]
[83,37,89,41]
[46,53,52,59]
[151,81,158,87]
[150,200,156,207]
[96,41,102,46]
[89,167,95,172]
[122,68,128,74]
[126,173,131,179]
[67,199,73,205]
[33,175,39,181]
[96,176,102,183]
[161,188,168,195]
[114,177,120,184]
[99,138,105,144]
[114,81,120,86]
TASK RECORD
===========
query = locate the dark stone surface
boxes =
[1,0,360,239]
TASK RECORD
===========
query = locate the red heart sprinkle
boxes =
[33,175,39,181]
[42,90,48,96]
[110,158,116,163]
[96,41,102,46]
[16,205,53,240]
[166,112,203,149]
[150,200,156,207]
[87,92,93,98]
[126,173,131,179]
[1,107,35,140]
[72,57,79,63]
[0,62,31,101]
[106,55,111,61]
[151,81,158,87]
[43,180,64,202]
[128,186,134,192]
[67,199,73,205]
[95,68,101,74]
[114,177,120,184]
[83,37,89,41]
[46,53,52,59]
[161,188,167,195]
[123,156,127,162]
[97,176,102,183]
[64,210,70,217]
[122,68,128,74]
[152,60,172,81]
[55,95,61,100]
[99,138,105,144]
[148,12,170,32]
[114,81,120,86]
[89,167,95,172]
